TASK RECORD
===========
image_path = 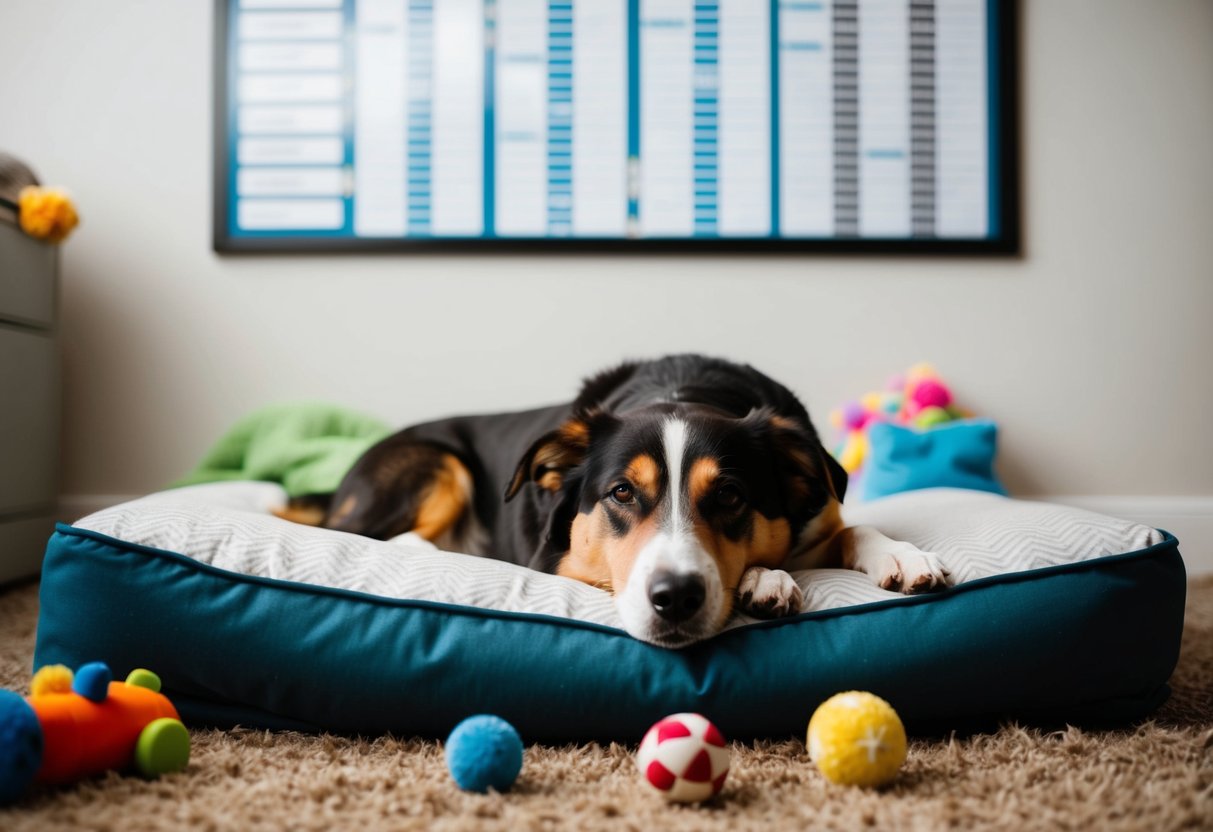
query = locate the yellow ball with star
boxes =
[807,691,907,787]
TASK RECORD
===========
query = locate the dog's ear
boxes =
[526,486,583,572]
[747,410,846,513]
[821,449,849,503]
[504,410,616,502]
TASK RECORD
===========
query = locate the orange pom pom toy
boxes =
[0,662,189,804]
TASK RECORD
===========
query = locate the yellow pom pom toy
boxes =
[807,691,907,787]
[30,664,74,697]
[17,185,79,243]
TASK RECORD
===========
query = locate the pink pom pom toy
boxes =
[829,363,975,484]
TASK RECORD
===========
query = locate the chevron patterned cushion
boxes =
[32,483,1186,741]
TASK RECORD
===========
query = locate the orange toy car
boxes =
[0,661,190,803]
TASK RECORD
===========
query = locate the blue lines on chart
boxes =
[547,1,574,236]
[693,1,719,237]
[407,0,434,236]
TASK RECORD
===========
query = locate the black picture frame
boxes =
[213,0,1019,255]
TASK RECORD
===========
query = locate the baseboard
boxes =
[57,492,1213,576]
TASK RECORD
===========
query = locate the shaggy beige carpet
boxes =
[0,578,1210,831]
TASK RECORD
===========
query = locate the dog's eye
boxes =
[715,485,744,511]
[609,484,635,505]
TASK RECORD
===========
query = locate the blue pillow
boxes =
[862,419,1006,501]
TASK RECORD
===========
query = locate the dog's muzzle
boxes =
[615,533,725,648]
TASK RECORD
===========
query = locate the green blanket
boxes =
[175,404,392,498]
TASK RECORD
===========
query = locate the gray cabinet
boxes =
[0,222,59,583]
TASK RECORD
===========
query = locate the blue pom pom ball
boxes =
[0,690,43,804]
[72,661,113,703]
[445,715,523,793]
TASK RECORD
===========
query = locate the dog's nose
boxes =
[647,571,706,623]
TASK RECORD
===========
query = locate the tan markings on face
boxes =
[796,498,845,567]
[687,458,720,507]
[625,454,661,503]
[558,507,657,594]
[410,454,472,540]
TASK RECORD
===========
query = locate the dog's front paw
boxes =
[737,567,803,618]
[869,542,949,594]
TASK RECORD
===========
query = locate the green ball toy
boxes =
[914,406,952,429]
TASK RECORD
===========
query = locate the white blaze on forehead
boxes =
[661,418,689,532]
[613,415,725,646]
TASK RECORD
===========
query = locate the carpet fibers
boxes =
[1,578,1210,831]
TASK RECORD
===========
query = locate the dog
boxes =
[296,355,948,647]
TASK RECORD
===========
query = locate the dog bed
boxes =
[34,483,1185,741]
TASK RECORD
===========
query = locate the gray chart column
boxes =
[832,0,859,237]
[910,0,936,237]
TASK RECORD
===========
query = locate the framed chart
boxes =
[213,0,1018,253]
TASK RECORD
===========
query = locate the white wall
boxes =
[1,1,1211,511]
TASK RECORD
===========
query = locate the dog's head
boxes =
[504,404,846,647]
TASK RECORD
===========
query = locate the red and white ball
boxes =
[636,713,730,803]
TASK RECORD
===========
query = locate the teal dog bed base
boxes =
[33,485,1186,741]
